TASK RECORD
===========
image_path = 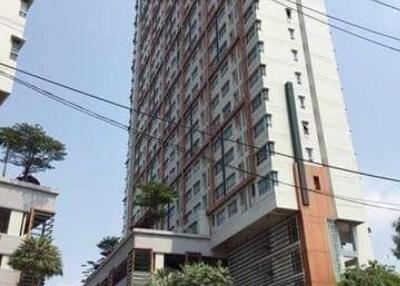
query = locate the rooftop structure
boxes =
[0,176,57,286]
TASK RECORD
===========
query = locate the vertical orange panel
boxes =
[295,164,337,286]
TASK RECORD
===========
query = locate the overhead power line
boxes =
[127,122,400,212]
[123,116,400,212]
[371,0,400,12]
[0,71,128,131]
[228,165,400,212]
[2,69,399,211]
[0,62,130,111]
[2,63,400,184]
[283,0,400,42]
[271,0,400,53]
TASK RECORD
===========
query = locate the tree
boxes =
[9,237,63,286]
[97,236,120,257]
[134,181,177,227]
[337,261,400,286]
[81,236,120,282]
[392,217,400,260]
[0,123,66,180]
[148,263,233,286]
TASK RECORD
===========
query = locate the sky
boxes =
[0,0,399,285]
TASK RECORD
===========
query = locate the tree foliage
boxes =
[97,236,120,257]
[9,237,63,284]
[134,181,177,226]
[0,123,66,179]
[82,236,121,282]
[337,261,400,286]
[148,263,233,286]
[392,217,400,260]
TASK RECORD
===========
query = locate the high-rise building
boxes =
[0,0,32,105]
[86,1,373,285]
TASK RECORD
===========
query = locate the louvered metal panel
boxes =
[228,216,305,286]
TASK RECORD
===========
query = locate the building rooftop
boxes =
[0,176,58,214]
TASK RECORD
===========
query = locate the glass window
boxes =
[194,203,202,214]
[0,208,11,234]
[188,221,198,234]
[306,147,314,161]
[214,183,224,200]
[286,8,292,20]
[258,176,271,196]
[222,102,232,118]
[19,0,32,17]
[227,200,238,217]
[298,95,306,108]
[256,145,268,165]
[226,173,236,191]
[193,181,201,194]
[292,49,299,61]
[295,72,302,84]
[225,147,235,165]
[211,95,220,110]
[224,124,233,138]
[221,81,230,97]
[220,60,229,77]
[134,250,152,272]
[185,189,192,201]
[253,116,267,138]
[302,121,310,135]
[216,209,226,226]
[251,93,262,113]
[10,36,24,60]
[289,28,295,40]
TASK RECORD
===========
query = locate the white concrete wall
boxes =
[0,234,21,256]
[0,269,20,286]
[133,229,214,256]
[0,177,57,286]
[225,0,372,264]
[0,0,29,104]
[1,256,12,270]
[0,177,57,214]
[7,211,23,236]
[299,0,372,263]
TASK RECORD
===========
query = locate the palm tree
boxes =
[8,237,63,286]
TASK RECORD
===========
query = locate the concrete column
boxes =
[154,253,164,270]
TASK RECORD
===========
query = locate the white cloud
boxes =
[363,179,400,269]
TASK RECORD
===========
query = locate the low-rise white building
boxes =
[0,176,58,286]
[0,0,33,105]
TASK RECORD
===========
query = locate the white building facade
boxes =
[0,177,57,286]
[88,1,373,285]
[0,0,32,105]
